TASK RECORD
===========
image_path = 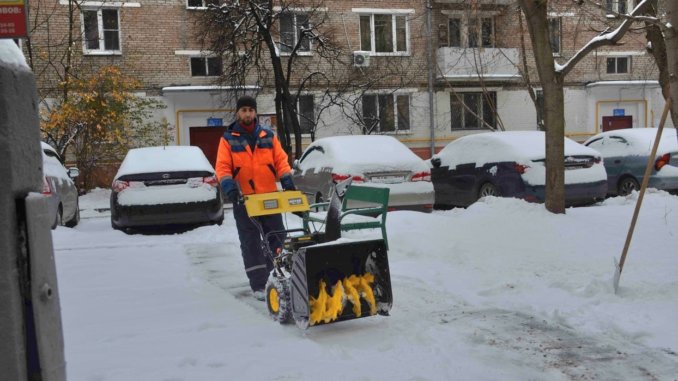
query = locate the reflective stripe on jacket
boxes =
[215,121,291,195]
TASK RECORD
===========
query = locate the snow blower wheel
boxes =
[265,276,292,324]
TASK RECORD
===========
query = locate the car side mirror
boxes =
[68,167,80,179]
[430,157,441,168]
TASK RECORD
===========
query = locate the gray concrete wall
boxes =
[0,44,60,381]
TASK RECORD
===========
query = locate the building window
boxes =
[190,56,222,77]
[297,94,315,134]
[359,14,408,54]
[279,12,311,54]
[446,16,494,48]
[448,18,461,47]
[450,92,496,130]
[606,56,629,74]
[361,94,410,133]
[549,18,561,55]
[187,0,218,8]
[606,0,628,15]
[82,8,120,54]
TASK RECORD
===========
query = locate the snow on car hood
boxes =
[115,146,215,179]
[434,131,599,169]
[302,135,429,174]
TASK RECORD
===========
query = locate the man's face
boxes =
[237,106,256,125]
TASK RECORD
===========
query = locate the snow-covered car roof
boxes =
[434,131,599,168]
[41,141,71,181]
[584,128,678,155]
[114,146,215,179]
[301,135,429,173]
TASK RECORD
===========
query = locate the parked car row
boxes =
[102,127,677,232]
[430,128,678,209]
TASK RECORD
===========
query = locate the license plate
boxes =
[370,175,404,184]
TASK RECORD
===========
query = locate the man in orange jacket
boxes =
[215,95,296,301]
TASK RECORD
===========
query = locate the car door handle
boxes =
[614,160,621,164]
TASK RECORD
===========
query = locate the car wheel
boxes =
[478,182,501,199]
[618,176,639,196]
[52,204,63,229]
[64,199,80,228]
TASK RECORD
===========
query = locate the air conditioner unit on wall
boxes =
[353,51,370,68]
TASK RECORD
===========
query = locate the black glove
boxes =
[220,178,241,204]
[280,173,296,191]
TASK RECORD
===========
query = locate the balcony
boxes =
[436,47,522,82]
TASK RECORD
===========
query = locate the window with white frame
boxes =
[445,16,494,48]
[297,94,314,134]
[549,17,561,55]
[450,92,496,130]
[605,0,629,15]
[359,13,409,54]
[606,56,629,74]
[82,8,120,54]
[190,56,222,77]
[186,0,218,8]
[361,94,410,133]
[279,12,311,54]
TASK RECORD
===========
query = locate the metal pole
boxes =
[426,0,436,157]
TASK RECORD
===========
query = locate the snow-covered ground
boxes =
[52,189,678,380]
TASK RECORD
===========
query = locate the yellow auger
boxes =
[244,184,393,329]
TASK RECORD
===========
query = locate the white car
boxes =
[110,146,224,231]
[292,135,434,212]
[41,142,80,228]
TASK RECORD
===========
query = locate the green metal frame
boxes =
[303,185,390,249]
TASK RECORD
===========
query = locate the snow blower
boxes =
[243,182,392,329]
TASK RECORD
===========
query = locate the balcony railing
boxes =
[436,47,522,81]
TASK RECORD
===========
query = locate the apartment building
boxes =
[26,0,668,164]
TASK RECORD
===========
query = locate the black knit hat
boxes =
[236,95,257,111]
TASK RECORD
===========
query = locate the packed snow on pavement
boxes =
[52,188,678,381]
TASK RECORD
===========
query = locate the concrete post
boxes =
[0,41,66,381]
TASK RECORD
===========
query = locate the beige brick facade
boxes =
[27,0,667,163]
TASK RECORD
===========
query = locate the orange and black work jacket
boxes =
[215,121,291,195]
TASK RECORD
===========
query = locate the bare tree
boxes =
[639,0,678,128]
[196,1,421,158]
[517,0,652,213]
[196,0,342,159]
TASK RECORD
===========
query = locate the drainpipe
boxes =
[426,0,436,157]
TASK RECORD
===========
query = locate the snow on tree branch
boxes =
[557,0,652,76]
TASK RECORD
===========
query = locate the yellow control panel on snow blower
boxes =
[244,190,310,217]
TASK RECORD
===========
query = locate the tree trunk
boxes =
[518,0,565,213]
[666,0,678,128]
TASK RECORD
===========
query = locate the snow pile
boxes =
[51,190,678,380]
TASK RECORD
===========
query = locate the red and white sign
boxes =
[0,0,27,39]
